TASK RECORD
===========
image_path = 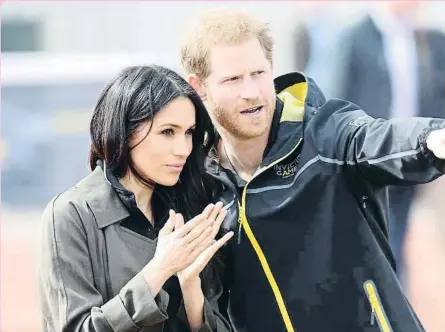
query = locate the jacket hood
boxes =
[258,72,327,166]
[274,71,327,123]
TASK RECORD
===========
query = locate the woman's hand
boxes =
[176,202,234,287]
[146,203,217,279]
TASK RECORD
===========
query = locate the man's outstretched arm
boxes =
[313,98,445,186]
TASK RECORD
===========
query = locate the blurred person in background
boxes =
[334,0,445,281]
[180,7,445,332]
[293,2,350,99]
[36,65,234,332]
[404,175,445,332]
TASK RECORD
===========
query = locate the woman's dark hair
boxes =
[88,65,218,225]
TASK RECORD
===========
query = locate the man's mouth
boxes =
[240,106,263,115]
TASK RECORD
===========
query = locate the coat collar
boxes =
[78,163,130,229]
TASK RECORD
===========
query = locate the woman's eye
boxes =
[186,128,195,135]
[161,128,174,136]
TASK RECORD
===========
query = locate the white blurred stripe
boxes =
[1,52,180,86]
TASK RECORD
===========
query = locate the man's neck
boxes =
[218,130,270,182]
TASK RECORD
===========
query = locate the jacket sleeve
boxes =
[314,99,445,186]
[175,250,233,332]
[36,195,170,332]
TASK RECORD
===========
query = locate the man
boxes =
[293,2,351,100]
[333,1,445,277]
[179,7,445,332]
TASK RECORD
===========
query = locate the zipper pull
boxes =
[370,306,375,326]
[237,202,243,244]
[362,196,368,209]
[237,220,242,244]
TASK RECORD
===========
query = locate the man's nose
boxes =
[240,77,260,100]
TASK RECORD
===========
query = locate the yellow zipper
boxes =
[237,138,302,332]
[363,280,393,332]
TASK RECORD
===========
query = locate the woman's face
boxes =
[129,96,196,186]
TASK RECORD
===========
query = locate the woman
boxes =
[36,65,234,332]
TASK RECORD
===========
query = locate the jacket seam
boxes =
[355,148,421,165]
[246,148,422,194]
[83,202,95,234]
[50,193,70,324]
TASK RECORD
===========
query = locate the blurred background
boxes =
[1,1,445,331]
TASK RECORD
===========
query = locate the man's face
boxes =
[377,1,420,22]
[201,37,276,140]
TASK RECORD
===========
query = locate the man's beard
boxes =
[209,98,275,140]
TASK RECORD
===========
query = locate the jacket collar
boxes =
[78,162,130,229]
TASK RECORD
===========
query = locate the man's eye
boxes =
[226,76,239,83]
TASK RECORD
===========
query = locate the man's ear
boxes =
[187,74,207,102]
